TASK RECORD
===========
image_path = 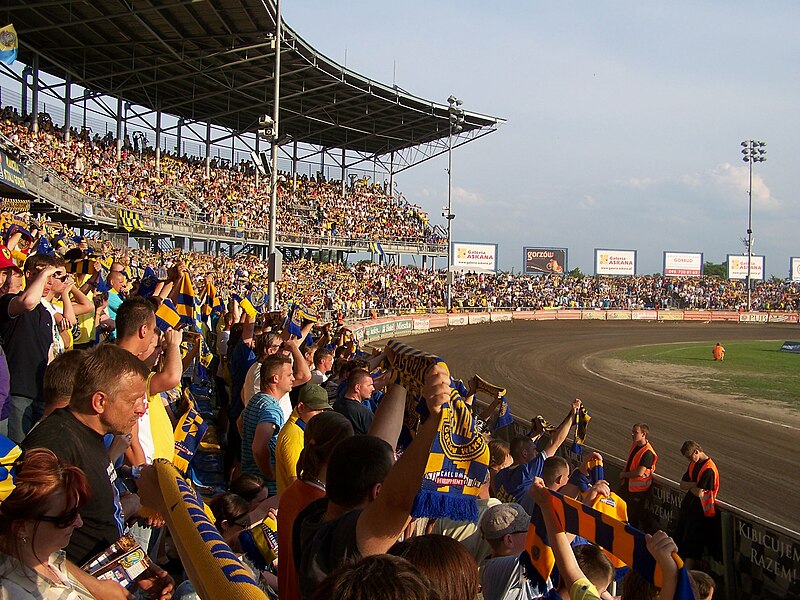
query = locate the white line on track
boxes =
[581,358,800,432]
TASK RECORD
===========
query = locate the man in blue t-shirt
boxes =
[494,398,581,514]
[241,354,292,495]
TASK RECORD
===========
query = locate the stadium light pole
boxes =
[445,95,464,311]
[740,140,766,310]
[267,0,282,312]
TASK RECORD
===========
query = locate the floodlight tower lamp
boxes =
[739,139,767,310]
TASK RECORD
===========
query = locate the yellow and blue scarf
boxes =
[173,395,208,476]
[149,460,268,600]
[571,405,591,454]
[384,339,490,522]
[526,488,695,598]
[473,375,513,431]
[239,517,279,572]
[0,435,21,503]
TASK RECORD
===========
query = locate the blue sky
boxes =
[283,1,799,276]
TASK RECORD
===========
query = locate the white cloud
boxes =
[452,186,513,209]
[711,162,778,210]
[611,164,778,212]
[622,177,656,190]
[578,194,598,210]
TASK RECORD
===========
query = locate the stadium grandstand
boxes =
[0,0,503,274]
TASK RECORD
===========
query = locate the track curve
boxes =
[402,320,800,530]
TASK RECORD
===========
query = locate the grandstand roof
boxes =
[11,0,504,156]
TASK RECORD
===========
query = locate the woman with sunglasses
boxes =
[0,447,94,598]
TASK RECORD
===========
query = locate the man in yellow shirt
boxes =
[275,384,331,494]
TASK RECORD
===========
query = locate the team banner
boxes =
[727,255,764,280]
[790,257,800,282]
[451,242,497,273]
[0,150,30,198]
[524,247,567,275]
[663,252,703,277]
[595,249,636,276]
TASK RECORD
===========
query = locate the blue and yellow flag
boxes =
[0,434,21,503]
[173,395,208,476]
[175,272,201,330]
[201,281,222,318]
[529,489,695,598]
[0,25,17,66]
[4,215,30,244]
[247,288,267,313]
[137,266,159,298]
[66,258,94,275]
[367,241,385,257]
[155,299,182,332]
[472,375,511,432]
[494,396,514,431]
[238,517,279,572]
[35,236,55,256]
[571,405,591,454]
[385,339,490,522]
[285,302,316,338]
[117,209,144,232]
[231,293,257,319]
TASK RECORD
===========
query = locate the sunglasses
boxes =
[229,512,250,529]
[37,507,80,528]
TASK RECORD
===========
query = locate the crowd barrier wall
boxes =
[490,312,513,322]
[349,309,800,599]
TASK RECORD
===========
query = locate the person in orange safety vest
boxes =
[618,422,657,531]
[674,440,721,569]
[712,342,725,361]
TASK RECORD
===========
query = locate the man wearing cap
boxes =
[478,502,536,600]
[0,253,66,442]
[275,383,331,494]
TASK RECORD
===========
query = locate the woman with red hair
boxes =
[0,447,94,599]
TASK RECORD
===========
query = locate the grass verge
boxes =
[608,340,800,407]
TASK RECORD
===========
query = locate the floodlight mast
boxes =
[740,140,766,310]
[268,0,282,312]
[445,95,464,311]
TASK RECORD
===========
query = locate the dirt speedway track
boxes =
[403,320,800,531]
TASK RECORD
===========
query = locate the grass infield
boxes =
[609,340,800,407]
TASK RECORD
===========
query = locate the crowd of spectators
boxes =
[0,214,735,600]
[125,249,800,315]
[0,107,436,245]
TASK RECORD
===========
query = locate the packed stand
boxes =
[0,107,437,246]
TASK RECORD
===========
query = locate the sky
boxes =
[282,1,800,277]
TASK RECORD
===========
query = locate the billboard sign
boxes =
[594,249,636,276]
[727,255,764,280]
[523,247,568,275]
[0,149,31,199]
[451,242,497,273]
[663,251,703,277]
[791,257,800,282]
